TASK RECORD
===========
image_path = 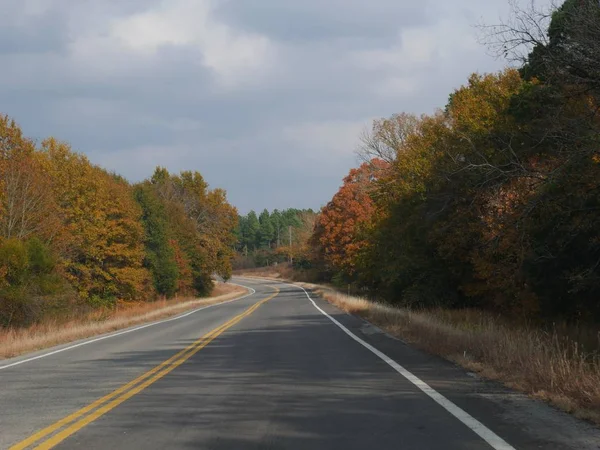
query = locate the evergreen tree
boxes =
[246,211,260,250]
[258,209,274,248]
[134,184,179,298]
[270,209,283,247]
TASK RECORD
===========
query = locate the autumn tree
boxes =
[0,115,239,326]
[149,167,238,291]
[41,138,151,305]
[358,112,419,165]
[0,118,70,325]
[315,9,600,321]
[312,160,387,281]
[0,116,58,242]
[481,0,600,99]
[169,239,194,295]
[476,1,600,318]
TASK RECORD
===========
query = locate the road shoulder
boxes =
[269,279,600,450]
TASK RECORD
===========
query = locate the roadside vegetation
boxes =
[0,282,246,360]
[309,0,600,328]
[312,285,600,425]
[238,0,600,423]
[0,117,238,332]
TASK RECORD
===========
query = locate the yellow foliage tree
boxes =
[41,138,151,303]
[0,116,59,242]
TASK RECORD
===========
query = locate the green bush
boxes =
[0,238,69,326]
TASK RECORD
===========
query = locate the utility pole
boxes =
[289,226,293,265]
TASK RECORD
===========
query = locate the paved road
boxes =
[1,277,599,449]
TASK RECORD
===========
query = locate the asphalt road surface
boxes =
[1,277,599,450]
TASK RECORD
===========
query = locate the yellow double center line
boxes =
[11,287,279,450]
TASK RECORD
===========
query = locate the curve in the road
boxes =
[259,279,515,450]
[9,286,278,450]
[0,283,256,372]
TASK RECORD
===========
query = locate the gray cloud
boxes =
[0,10,66,54]
[214,0,432,43]
[0,0,539,213]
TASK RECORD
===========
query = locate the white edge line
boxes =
[238,277,515,450]
[0,283,256,371]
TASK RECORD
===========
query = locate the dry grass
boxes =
[301,283,600,425]
[0,282,248,360]
[235,267,285,279]
[234,263,318,282]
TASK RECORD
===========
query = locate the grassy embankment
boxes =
[236,266,600,425]
[0,282,247,360]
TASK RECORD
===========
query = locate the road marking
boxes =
[10,318,234,450]
[0,283,255,371]
[239,278,516,450]
[10,286,278,450]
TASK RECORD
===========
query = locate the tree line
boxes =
[310,0,600,321]
[234,209,316,268]
[0,118,237,327]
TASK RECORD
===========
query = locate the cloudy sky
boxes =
[0,0,530,213]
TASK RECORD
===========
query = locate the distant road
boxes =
[1,277,599,449]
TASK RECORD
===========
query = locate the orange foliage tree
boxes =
[312,159,388,279]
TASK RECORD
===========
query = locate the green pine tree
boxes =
[134,184,179,298]
[246,210,260,250]
[258,209,274,248]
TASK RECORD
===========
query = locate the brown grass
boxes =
[234,263,319,283]
[297,282,600,425]
[0,282,248,360]
[235,267,286,279]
